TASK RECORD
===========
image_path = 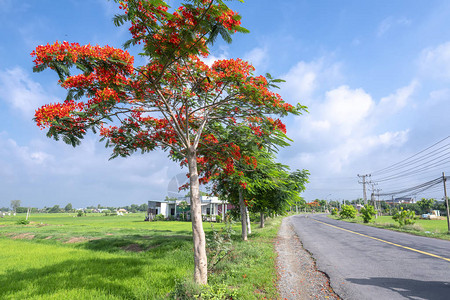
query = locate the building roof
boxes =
[149,196,226,205]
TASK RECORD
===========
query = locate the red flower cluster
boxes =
[212,58,254,81]
[118,0,242,59]
[31,41,134,73]
[215,9,240,31]
[267,117,287,134]
[35,100,84,129]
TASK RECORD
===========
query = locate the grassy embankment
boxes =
[0,213,281,299]
[328,214,450,240]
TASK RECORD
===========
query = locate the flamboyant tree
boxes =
[31,0,303,284]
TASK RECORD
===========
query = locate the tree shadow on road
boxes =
[346,277,450,300]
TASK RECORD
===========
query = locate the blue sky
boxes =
[2,0,450,208]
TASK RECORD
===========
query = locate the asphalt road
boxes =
[289,214,450,300]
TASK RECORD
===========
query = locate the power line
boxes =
[378,176,444,197]
[373,156,450,183]
[363,136,450,201]
[371,136,450,176]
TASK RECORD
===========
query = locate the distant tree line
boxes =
[303,197,447,216]
[2,201,149,214]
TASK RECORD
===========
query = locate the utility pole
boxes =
[442,172,450,233]
[358,174,371,205]
[374,188,381,217]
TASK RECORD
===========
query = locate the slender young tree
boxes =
[31,0,303,284]
[248,167,309,227]
[10,200,21,213]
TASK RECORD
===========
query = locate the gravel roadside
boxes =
[276,216,340,300]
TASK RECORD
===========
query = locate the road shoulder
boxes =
[275,216,340,299]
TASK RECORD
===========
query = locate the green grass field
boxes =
[328,214,450,240]
[0,213,280,299]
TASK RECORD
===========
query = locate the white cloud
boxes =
[377,16,411,37]
[296,85,374,142]
[243,47,268,70]
[419,41,450,80]
[203,46,268,70]
[0,67,50,118]
[0,134,55,186]
[281,58,343,105]
[425,88,450,107]
[327,130,409,173]
[376,80,418,116]
[281,57,415,192]
[377,130,409,145]
[201,48,229,66]
[287,128,409,178]
[0,132,184,206]
[323,86,373,129]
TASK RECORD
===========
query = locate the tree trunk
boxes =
[238,188,248,241]
[246,207,251,234]
[187,149,208,284]
[260,212,265,228]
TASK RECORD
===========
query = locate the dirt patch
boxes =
[11,233,35,240]
[276,217,340,300]
[44,236,53,240]
[121,244,144,252]
[29,222,51,227]
[64,237,101,243]
[65,237,89,243]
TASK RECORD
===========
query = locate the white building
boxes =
[148,196,230,220]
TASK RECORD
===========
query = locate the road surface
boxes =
[290,214,450,300]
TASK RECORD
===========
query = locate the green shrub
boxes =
[169,279,202,299]
[206,222,234,273]
[339,205,357,219]
[390,207,399,216]
[199,283,238,299]
[169,280,237,300]
[360,205,376,223]
[393,208,416,226]
[16,219,30,225]
[331,208,338,216]
[77,210,84,217]
[154,214,165,221]
[215,214,222,223]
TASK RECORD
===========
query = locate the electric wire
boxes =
[373,156,450,183]
[371,146,450,182]
[371,136,450,176]
[378,177,444,197]
[362,136,450,200]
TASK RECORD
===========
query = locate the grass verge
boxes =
[328,214,450,240]
[0,213,282,299]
